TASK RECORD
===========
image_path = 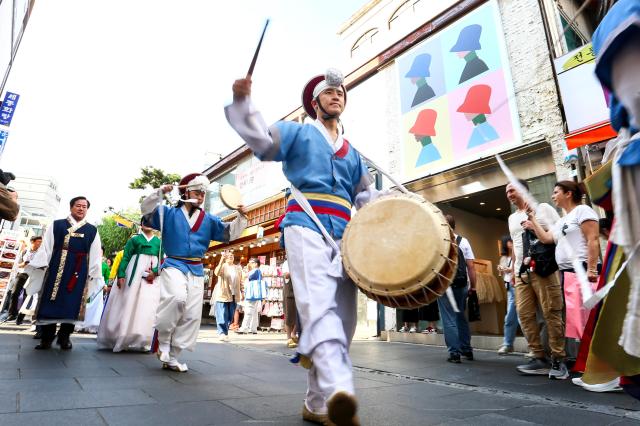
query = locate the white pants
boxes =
[154,267,204,357]
[284,225,357,411]
[239,300,261,333]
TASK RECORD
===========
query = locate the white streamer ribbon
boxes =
[584,240,640,309]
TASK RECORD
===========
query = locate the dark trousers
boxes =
[7,273,28,317]
[40,323,75,343]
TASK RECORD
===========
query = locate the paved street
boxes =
[0,325,638,426]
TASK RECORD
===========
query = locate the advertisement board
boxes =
[396,0,521,182]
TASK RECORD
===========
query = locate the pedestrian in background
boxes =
[7,236,42,324]
[506,181,567,380]
[282,259,299,348]
[237,258,264,335]
[212,252,242,341]
[497,235,519,355]
[437,214,476,363]
[525,180,600,364]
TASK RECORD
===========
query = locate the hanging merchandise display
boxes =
[258,259,285,331]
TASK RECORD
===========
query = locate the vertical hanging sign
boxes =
[0,92,20,127]
[0,92,20,159]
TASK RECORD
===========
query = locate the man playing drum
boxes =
[226,69,383,426]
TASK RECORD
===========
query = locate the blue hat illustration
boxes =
[450,24,482,52]
[405,53,432,78]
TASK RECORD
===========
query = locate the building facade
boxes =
[11,174,60,236]
[203,0,611,338]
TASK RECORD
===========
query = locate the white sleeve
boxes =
[575,205,599,224]
[539,203,560,227]
[87,232,105,295]
[224,97,275,157]
[28,224,54,269]
[460,238,475,260]
[228,214,248,241]
[141,189,163,216]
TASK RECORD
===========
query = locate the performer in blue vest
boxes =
[28,196,104,350]
[141,173,247,372]
[226,69,389,426]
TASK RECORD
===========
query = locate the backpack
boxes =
[451,235,468,288]
[521,229,558,278]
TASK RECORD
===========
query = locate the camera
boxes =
[0,169,15,187]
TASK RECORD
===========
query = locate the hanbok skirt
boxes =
[97,253,160,352]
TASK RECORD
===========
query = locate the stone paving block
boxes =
[0,377,81,392]
[19,388,155,412]
[419,390,530,411]
[0,391,16,414]
[171,373,257,387]
[359,403,454,426]
[110,366,181,377]
[0,369,18,379]
[219,394,306,419]
[19,366,120,379]
[357,383,464,409]
[0,408,105,426]
[436,412,538,425]
[77,375,178,391]
[98,400,250,425]
[242,370,308,383]
[354,376,398,389]
[502,405,631,426]
[142,382,257,403]
[232,377,308,397]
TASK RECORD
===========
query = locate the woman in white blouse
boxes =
[527,180,601,364]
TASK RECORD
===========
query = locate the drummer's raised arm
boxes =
[225,78,274,159]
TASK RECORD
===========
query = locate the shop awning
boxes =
[565,121,617,150]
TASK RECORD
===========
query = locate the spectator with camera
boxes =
[506,180,567,380]
[524,180,600,364]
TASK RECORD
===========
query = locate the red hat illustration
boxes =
[409,109,437,136]
[457,84,492,114]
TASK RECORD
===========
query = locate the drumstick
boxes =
[247,19,270,78]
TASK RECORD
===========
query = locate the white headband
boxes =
[185,175,210,192]
[312,68,345,98]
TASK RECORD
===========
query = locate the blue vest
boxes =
[147,205,228,276]
[37,219,97,321]
[265,121,368,240]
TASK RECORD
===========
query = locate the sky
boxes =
[2,0,364,223]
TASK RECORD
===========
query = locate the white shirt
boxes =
[456,234,475,261]
[552,205,599,270]
[508,203,560,269]
[499,255,513,283]
[455,234,475,285]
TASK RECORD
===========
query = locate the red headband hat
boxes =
[302,68,348,119]
[179,173,209,195]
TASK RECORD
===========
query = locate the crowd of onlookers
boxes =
[396,179,613,388]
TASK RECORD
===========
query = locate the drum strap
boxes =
[290,186,344,279]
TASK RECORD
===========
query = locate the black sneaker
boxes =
[517,358,550,375]
[461,351,474,361]
[549,359,569,380]
[447,353,461,363]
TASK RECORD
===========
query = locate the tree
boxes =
[98,210,141,259]
[129,166,182,190]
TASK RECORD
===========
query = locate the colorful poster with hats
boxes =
[396,0,521,181]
